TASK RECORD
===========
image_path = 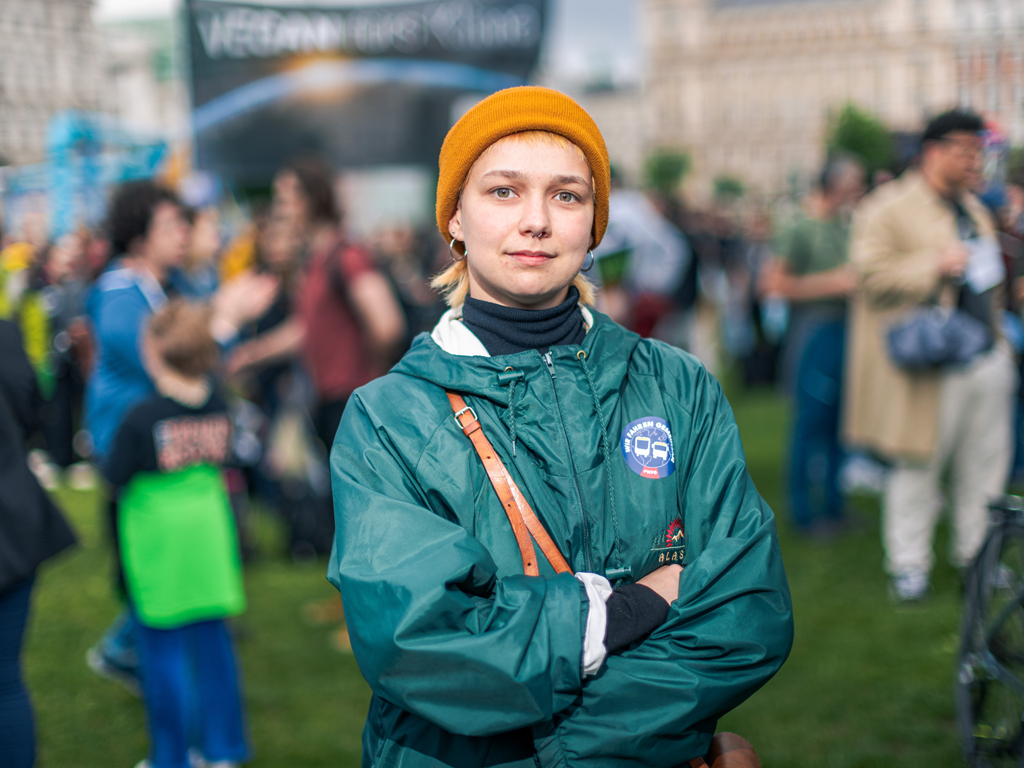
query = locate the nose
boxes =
[519,191,550,240]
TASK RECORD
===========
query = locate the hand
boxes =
[637,564,682,605]
[938,243,970,279]
[225,342,260,377]
[212,272,280,330]
[830,264,859,296]
[756,259,785,297]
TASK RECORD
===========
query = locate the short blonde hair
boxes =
[431,130,597,308]
[149,299,218,378]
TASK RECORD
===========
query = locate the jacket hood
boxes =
[391,308,642,407]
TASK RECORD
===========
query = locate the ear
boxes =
[448,206,464,243]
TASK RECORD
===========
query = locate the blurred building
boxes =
[0,0,103,165]
[0,5,187,167]
[576,85,646,185]
[644,0,1024,200]
[99,18,189,138]
[955,0,1024,143]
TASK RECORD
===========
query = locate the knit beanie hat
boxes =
[435,86,611,252]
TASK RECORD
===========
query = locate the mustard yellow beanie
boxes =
[435,86,610,251]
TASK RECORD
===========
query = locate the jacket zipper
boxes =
[543,351,594,572]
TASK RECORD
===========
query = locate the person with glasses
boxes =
[844,110,1016,601]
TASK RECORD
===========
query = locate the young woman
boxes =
[227,160,406,454]
[328,87,792,767]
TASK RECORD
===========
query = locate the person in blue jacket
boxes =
[327,87,793,767]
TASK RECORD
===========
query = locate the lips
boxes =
[507,250,555,266]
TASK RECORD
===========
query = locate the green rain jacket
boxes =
[328,307,793,768]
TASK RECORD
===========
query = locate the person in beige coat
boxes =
[844,110,1017,601]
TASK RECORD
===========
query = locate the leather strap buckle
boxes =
[446,390,573,577]
[453,405,478,424]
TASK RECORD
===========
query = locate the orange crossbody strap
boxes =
[447,392,573,577]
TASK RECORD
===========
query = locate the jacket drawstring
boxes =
[577,350,625,575]
[507,380,519,457]
[498,368,525,457]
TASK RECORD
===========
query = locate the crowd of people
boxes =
[0,93,1022,767]
[1,160,432,768]
[763,109,1024,603]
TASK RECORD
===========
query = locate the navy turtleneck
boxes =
[462,286,586,356]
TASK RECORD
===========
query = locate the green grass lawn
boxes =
[25,385,967,767]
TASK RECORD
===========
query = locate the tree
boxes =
[713,175,745,202]
[643,148,691,200]
[828,104,893,177]
[1007,147,1024,188]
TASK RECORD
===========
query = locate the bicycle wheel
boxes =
[957,513,1024,768]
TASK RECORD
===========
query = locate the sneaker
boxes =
[188,758,237,768]
[134,750,210,767]
[889,570,930,602]
[86,646,142,697]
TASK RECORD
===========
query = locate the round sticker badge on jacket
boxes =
[621,416,675,479]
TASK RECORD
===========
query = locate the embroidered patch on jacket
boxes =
[620,416,675,479]
[650,517,686,563]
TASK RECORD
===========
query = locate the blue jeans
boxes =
[99,607,140,674]
[101,494,142,679]
[0,577,35,768]
[789,320,846,530]
[135,617,250,768]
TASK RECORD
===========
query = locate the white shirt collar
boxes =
[430,304,594,357]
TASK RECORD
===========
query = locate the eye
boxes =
[557,191,578,203]
[493,187,513,199]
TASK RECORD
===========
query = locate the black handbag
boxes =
[886,305,991,370]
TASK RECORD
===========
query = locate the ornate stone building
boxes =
[0,0,103,166]
[643,0,1024,200]
[954,0,1024,143]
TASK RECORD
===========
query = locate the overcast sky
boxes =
[95,0,642,86]
[96,0,174,20]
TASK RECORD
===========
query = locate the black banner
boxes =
[185,0,546,184]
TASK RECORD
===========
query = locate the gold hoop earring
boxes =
[449,238,466,262]
[581,249,595,272]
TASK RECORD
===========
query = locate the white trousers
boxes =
[884,346,1017,576]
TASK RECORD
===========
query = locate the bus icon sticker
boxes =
[620,416,675,480]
